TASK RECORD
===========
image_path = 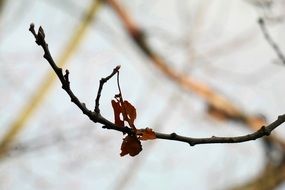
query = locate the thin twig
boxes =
[115,71,134,129]
[155,114,285,146]
[94,65,120,113]
[116,70,123,97]
[258,18,285,65]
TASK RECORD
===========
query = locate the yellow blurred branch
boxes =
[0,0,102,158]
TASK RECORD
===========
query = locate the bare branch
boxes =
[155,114,285,146]
[30,23,285,154]
[94,65,120,113]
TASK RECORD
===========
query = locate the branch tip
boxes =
[64,69,70,80]
[115,65,121,71]
[29,23,35,32]
[278,114,285,121]
[29,23,37,39]
[38,26,45,39]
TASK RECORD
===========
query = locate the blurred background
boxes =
[1,0,285,189]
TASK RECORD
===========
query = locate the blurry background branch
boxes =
[258,17,285,65]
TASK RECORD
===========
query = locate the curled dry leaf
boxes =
[137,128,156,140]
[123,100,137,126]
[120,134,142,157]
[111,99,124,127]
[111,98,137,129]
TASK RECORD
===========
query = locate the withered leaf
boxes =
[120,135,142,157]
[122,100,137,126]
[137,128,156,140]
[111,99,124,127]
[111,98,137,129]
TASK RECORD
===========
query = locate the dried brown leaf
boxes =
[120,135,142,157]
[123,100,137,126]
[111,98,137,129]
[137,128,156,140]
[111,99,124,127]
